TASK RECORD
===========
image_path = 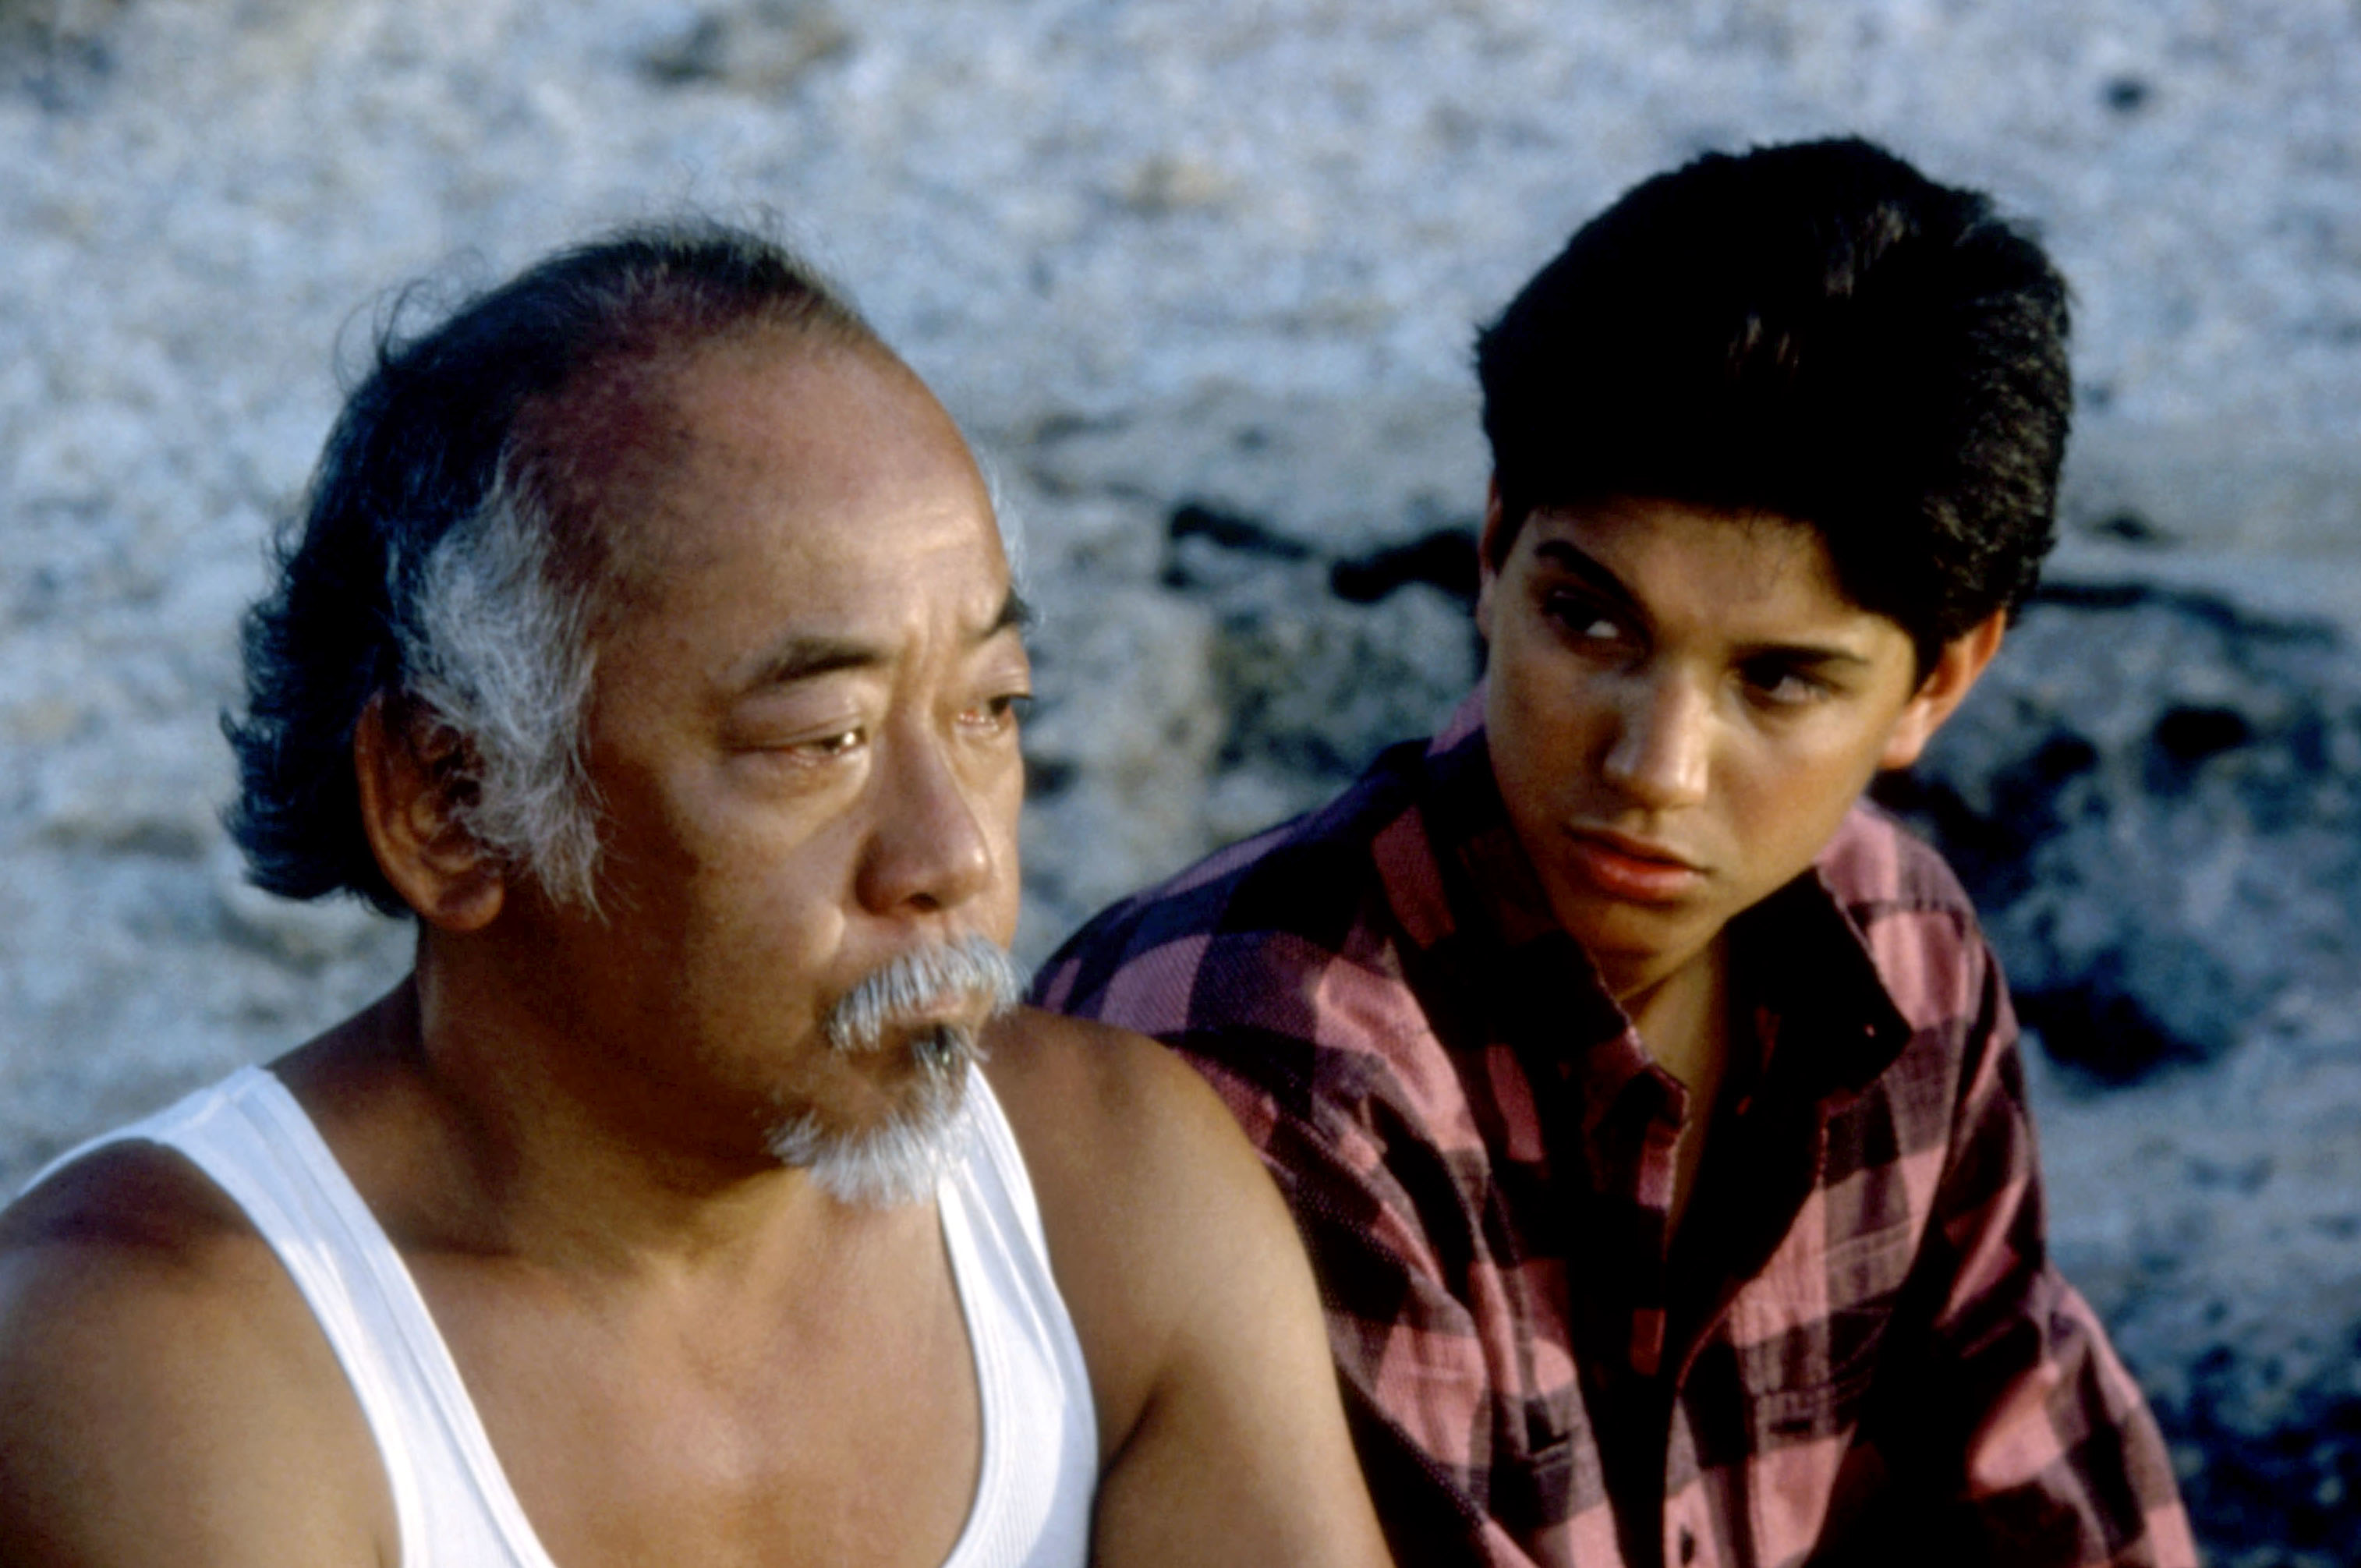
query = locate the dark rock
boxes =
[1163,501,1310,562]
[635,0,851,94]
[1329,526,1481,607]
[2104,76,2154,115]
[0,0,128,112]
[2088,508,2169,545]
[2161,1339,2361,1566]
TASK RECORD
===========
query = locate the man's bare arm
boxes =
[985,1010,1392,1568]
[0,1148,391,1567]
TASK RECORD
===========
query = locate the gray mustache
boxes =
[822,935,1025,1057]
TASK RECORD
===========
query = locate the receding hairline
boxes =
[504,315,931,621]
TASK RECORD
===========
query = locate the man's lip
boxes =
[1560,827,1707,902]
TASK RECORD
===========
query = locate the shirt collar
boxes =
[1407,686,1913,1119]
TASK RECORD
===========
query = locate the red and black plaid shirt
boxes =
[1033,692,2195,1568]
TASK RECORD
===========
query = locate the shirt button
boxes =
[1679,1527,1697,1563]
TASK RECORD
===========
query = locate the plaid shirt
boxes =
[1032,692,2196,1568]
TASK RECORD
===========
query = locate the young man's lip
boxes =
[1561,827,1707,901]
[1568,826,1704,871]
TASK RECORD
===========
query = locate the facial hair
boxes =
[766,934,1025,1209]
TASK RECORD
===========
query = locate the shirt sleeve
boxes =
[1174,1044,1552,1568]
[1836,944,2200,1568]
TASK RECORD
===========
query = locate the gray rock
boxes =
[1015,490,1481,955]
[4,2,2359,1559]
[1018,578,1225,954]
[1878,584,2361,1077]
[1878,583,2361,1564]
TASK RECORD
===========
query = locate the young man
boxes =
[1035,140,2196,1567]
[0,225,1391,1568]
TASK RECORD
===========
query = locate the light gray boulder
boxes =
[1878,568,2361,1568]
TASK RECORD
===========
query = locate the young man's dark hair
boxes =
[1037,139,2194,1568]
[1475,136,2071,671]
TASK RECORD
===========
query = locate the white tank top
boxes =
[30,1064,1098,1568]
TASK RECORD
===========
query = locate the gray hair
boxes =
[398,467,604,911]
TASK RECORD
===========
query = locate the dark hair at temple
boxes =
[224,219,882,915]
[1474,136,2072,669]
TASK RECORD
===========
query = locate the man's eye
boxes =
[963,693,1032,733]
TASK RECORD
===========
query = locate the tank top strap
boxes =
[936,1067,1099,1568]
[25,1067,555,1568]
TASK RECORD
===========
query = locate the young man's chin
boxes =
[1554,894,1726,982]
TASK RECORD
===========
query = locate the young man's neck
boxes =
[1609,934,1730,1234]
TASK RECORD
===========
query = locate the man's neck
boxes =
[276,961,901,1291]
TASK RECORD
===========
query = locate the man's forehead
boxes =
[579,332,992,575]
[660,333,968,490]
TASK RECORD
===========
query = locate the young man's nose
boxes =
[1599,671,1713,811]
[855,726,998,918]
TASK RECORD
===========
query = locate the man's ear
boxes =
[1474,476,1507,643]
[353,694,506,933]
[1879,609,2009,770]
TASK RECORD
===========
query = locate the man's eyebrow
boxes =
[982,589,1036,642]
[738,591,1032,692]
[740,635,888,691]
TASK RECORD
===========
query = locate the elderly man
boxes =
[0,225,1390,1567]
[1035,140,2196,1567]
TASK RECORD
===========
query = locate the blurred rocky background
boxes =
[1,0,2355,1560]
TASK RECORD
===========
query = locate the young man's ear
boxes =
[1474,476,1508,643]
[353,694,506,932]
[1879,609,2009,770]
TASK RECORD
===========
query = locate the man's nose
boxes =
[855,726,998,918]
[1600,670,1713,812]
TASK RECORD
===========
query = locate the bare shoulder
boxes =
[0,1144,390,1565]
[981,1007,1269,1237]
[979,1008,1307,1440]
[980,1014,1392,1564]
[0,1140,300,1364]
[980,1006,1240,1150]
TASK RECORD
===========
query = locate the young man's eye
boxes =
[1740,660,1831,708]
[1544,593,1631,647]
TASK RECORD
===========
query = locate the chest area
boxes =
[402,1233,986,1568]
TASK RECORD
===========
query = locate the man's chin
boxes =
[766,1049,975,1209]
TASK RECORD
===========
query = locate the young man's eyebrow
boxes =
[1735,639,1874,669]
[1534,539,1875,667]
[1531,539,1644,616]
